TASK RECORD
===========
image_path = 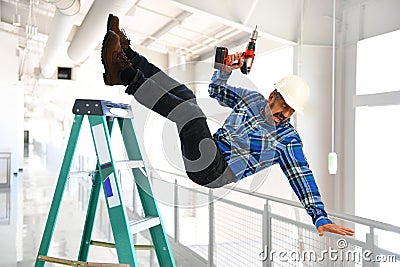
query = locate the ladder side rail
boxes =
[35,115,84,267]
[78,117,116,261]
[88,115,138,267]
[118,118,176,267]
[117,118,157,214]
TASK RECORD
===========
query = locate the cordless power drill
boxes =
[214,26,258,74]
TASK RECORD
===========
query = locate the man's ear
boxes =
[268,92,274,103]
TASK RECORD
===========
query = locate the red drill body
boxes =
[241,25,258,74]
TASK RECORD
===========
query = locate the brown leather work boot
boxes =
[101,31,132,86]
[107,14,130,50]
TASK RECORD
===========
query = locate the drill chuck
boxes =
[250,26,258,40]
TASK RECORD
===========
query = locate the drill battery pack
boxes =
[213,46,229,70]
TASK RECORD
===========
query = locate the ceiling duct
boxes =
[67,0,136,63]
[54,0,80,16]
[39,0,80,78]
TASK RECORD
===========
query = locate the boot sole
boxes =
[107,13,114,32]
[107,13,130,50]
[101,31,113,86]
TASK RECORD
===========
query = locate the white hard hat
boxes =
[274,75,310,115]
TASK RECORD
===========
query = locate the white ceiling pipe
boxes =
[67,0,136,63]
[39,0,80,78]
[52,0,80,16]
[40,10,76,77]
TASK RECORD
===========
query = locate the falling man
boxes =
[101,14,354,237]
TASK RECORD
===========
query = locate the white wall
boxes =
[298,46,334,208]
[336,0,400,215]
[0,178,23,265]
[0,32,23,263]
[0,32,23,174]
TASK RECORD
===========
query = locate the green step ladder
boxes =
[35,99,176,267]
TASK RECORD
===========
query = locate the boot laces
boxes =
[116,51,131,69]
[119,28,131,45]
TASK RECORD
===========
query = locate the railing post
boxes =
[132,170,137,213]
[208,189,215,267]
[174,179,179,243]
[365,227,379,267]
[262,200,272,267]
[132,172,138,248]
[0,152,11,188]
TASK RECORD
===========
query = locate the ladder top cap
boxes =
[72,99,134,118]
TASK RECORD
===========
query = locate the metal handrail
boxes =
[151,175,264,214]
[79,161,400,266]
[148,167,400,234]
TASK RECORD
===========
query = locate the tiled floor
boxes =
[0,153,156,267]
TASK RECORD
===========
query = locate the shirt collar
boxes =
[259,99,269,120]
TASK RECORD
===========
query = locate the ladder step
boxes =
[38,255,130,266]
[115,159,144,169]
[68,160,144,178]
[129,216,160,234]
[90,240,153,250]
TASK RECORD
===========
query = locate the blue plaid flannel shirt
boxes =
[208,70,332,228]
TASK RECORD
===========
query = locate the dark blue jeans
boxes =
[123,48,235,188]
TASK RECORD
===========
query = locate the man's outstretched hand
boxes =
[318,223,354,237]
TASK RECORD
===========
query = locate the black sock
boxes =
[124,47,139,62]
[120,67,136,85]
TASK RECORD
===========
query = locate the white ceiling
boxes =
[0,0,358,80]
[0,0,377,121]
[120,1,250,58]
[0,0,258,78]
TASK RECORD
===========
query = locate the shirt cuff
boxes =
[315,217,333,229]
[211,70,231,83]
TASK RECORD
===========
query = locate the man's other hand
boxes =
[318,223,354,237]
